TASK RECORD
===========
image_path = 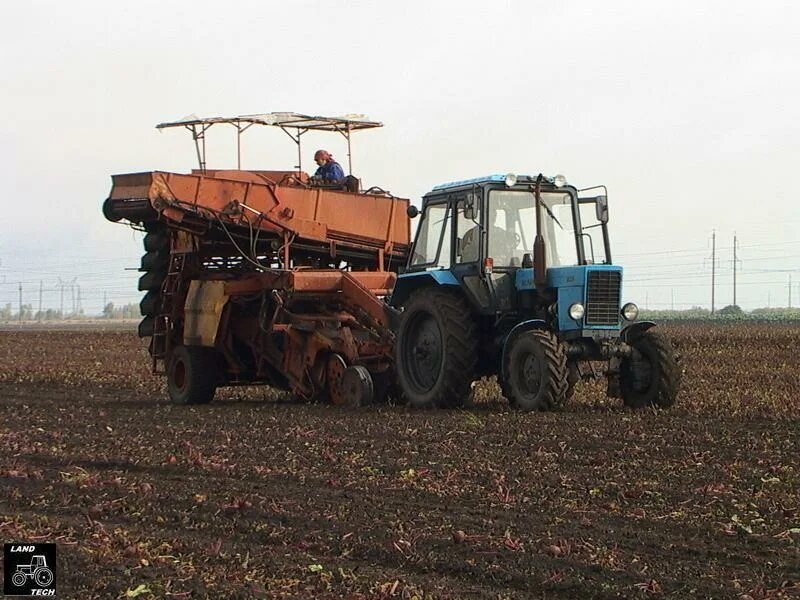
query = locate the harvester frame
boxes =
[104,112,409,406]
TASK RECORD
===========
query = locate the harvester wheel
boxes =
[501,329,568,411]
[167,345,219,405]
[341,366,375,407]
[326,354,348,406]
[620,330,680,408]
[396,290,477,408]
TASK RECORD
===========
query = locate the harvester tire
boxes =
[143,231,169,251]
[138,270,167,292]
[138,316,156,338]
[620,330,680,409]
[395,290,477,408]
[139,290,160,316]
[141,249,169,271]
[167,345,219,405]
[501,329,568,411]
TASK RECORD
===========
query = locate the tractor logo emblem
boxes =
[4,544,57,596]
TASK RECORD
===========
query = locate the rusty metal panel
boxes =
[110,170,410,248]
[183,280,229,347]
[291,271,396,293]
[224,271,396,297]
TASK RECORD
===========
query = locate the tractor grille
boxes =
[585,270,621,325]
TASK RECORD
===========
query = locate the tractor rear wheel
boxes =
[395,290,477,408]
[167,345,220,405]
[501,329,568,411]
[620,330,680,408]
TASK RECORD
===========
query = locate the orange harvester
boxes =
[103,113,412,406]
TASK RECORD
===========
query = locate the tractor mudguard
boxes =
[620,321,656,343]
[500,319,549,372]
[390,271,460,308]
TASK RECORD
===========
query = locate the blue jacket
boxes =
[314,161,345,182]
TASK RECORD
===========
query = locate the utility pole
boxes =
[790,275,793,309]
[38,280,43,321]
[76,284,82,315]
[18,282,22,324]
[732,234,738,307]
[712,230,716,314]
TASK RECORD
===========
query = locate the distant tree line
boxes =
[0,302,139,321]
[640,305,800,321]
[102,302,139,319]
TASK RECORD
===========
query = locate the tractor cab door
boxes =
[452,193,494,312]
[408,200,452,269]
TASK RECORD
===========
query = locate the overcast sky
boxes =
[1,0,799,313]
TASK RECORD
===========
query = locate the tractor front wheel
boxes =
[501,329,568,411]
[12,572,26,587]
[620,330,680,408]
[167,345,220,405]
[395,290,478,408]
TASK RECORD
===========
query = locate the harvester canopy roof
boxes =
[156,112,383,173]
[156,112,383,132]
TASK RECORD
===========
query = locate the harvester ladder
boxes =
[151,253,186,374]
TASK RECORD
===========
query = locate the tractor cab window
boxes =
[456,201,480,263]
[487,190,579,268]
[578,201,608,264]
[410,203,452,268]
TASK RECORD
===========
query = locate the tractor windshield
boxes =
[487,190,579,267]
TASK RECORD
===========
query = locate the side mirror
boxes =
[595,195,609,224]
[464,192,478,221]
[407,205,420,218]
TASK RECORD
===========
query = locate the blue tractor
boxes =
[389,173,681,410]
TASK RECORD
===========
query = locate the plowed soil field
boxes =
[0,323,798,599]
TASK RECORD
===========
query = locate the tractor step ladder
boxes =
[151,253,186,374]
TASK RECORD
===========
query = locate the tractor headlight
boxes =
[554,174,567,187]
[621,302,639,321]
[568,302,585,321]
[504,172,517,187]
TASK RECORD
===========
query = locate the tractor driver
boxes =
[310,149,345,183]
[459,205,520,265]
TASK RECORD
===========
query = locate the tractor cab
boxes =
[391,173,680,411]
[394,173,631,336]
